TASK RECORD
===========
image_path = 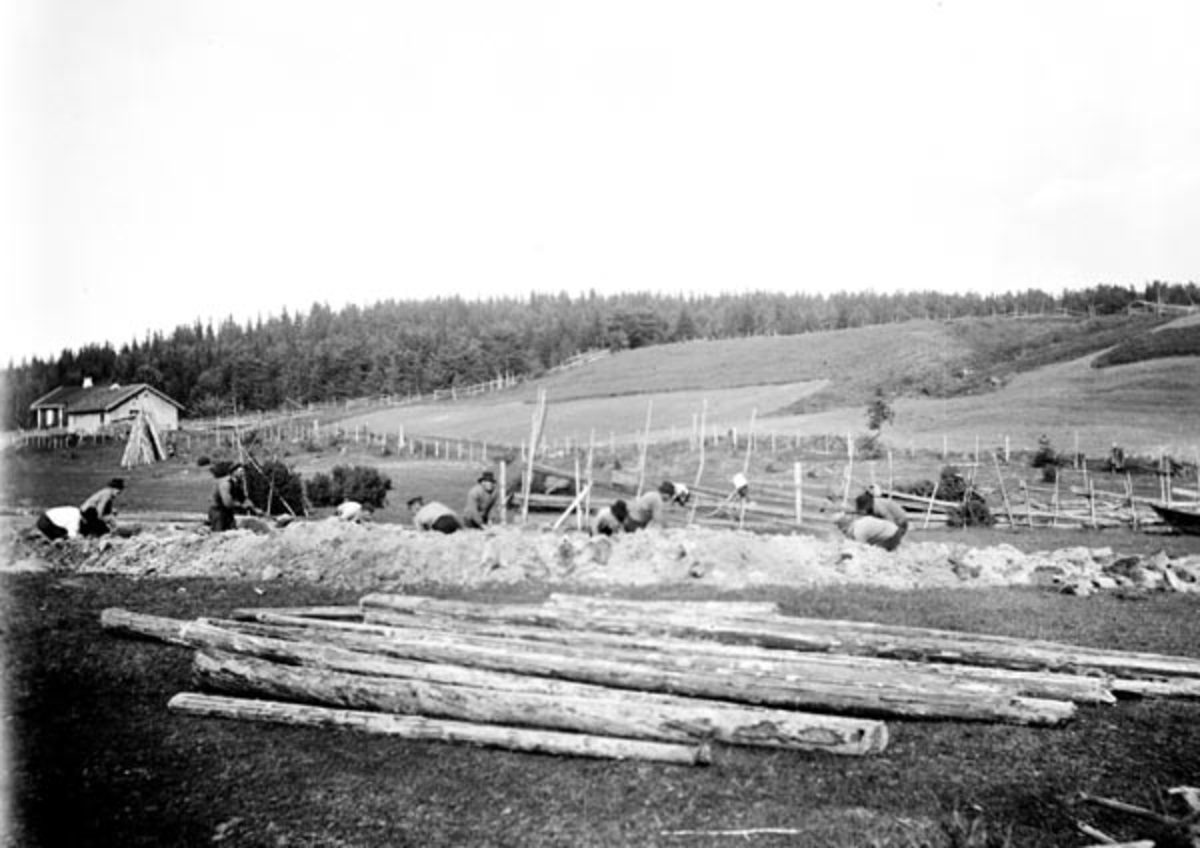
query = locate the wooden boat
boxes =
[1149,503,1200,536]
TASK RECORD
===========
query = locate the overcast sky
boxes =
[4,1,1199,365]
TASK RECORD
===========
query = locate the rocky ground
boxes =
[5,514,1200,597]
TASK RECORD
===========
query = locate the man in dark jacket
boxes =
[208,464,262,531]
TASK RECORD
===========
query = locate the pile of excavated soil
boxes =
[5,516,1199,595]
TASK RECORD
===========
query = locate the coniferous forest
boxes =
[3,282,1195,430]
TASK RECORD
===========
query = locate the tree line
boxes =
[3,282,1196,430]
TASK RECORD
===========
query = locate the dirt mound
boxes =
[6,517,1199,595]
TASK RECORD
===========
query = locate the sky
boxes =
[4,1,1200,365]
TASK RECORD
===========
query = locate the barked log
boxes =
[217,616,1077,725]
[168,693,711,765]
[358,595,1200,681]
[1109,677,1200,700]
[228,605,363,622]
[192,651,889,756]
[545,595,781,618]
[264,612,1111,706]
[100,607,192,646]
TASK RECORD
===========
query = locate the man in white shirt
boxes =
[407,496,462,534]
[335,500,366,523]
[36,506,84,540]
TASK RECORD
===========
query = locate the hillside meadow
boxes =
[335,314,1200,460]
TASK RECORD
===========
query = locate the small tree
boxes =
[866,387,896,433]
[305,464,393,509]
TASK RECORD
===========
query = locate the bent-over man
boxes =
[591,499,629,536]
[624,481,690,531]
[408,496,462,534]
[80,477,125,534]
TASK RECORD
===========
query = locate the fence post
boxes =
[794,462,802,526]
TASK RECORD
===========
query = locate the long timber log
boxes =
[359,595,1200,681]
[192,651,889,756]
[100,607,192,646]
[250,612,1111,707]
[167,693,711,765]
[213,616,1077,724]
[228,605,364,622]
[99,607,1136,709]
[545,595,781,618]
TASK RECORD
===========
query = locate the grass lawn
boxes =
[5,573,1199,847]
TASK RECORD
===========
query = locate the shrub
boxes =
[305,464,393,509]
[244,460,306,517]
[866,387,895,432]
[948,495,994,528]
[898,466,994,527]
[855,433,886,460]
[1030,435,1064,469]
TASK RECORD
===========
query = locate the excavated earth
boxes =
[4,516,1200,596]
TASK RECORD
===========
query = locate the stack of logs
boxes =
[101,595,1200,767]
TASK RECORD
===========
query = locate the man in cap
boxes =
[80,477,125,535]
[591,499,629,536]
[463,469,500,529]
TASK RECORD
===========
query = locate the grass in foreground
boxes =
[5,573,1199,847]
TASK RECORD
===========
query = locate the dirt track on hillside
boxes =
[6,516,1200,597]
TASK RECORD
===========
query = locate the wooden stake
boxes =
[585,430,595,520]
[794,462,803,526]
[992,452,1014,528]
[922,481,939,530]
[552,483,592,532]
[742,409,756,476]
[573,456,583,532]
[637,400,653,498]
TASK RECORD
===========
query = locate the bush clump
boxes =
[899,465,994,528]
[1030,434,1065,469]
[306,465,393,509]
[245,460,307,517]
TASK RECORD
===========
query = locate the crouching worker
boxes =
[335,500,369,523]
[835,512,904,550]
[407,496,462,534]
[858,486,909,549]
[591,499,629,536]
[208,464,264,532]
[624,481,691,532]
[835,488,908,552]
[462,470,500,529]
